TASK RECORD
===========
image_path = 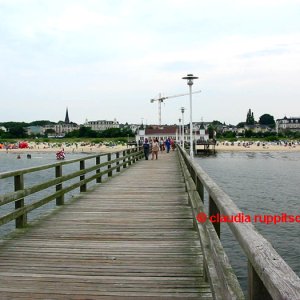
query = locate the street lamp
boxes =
[182,74,198,158]
[178,118,181,146]
[181,107,185,148]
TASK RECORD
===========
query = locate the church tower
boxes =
[65,107,70,124]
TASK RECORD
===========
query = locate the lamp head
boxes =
[182,74,198,86]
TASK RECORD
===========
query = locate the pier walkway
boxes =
[0,151,213,299]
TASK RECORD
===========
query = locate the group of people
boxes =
[142,137,176,160]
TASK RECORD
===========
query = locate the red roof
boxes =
[145,126,177,135]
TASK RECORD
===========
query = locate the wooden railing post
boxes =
[248,261,272,300]
[108,153,112,177]
[132,148,136,163]
[209,195,220,238]
[14,174,26,228]
[96,156,101,183]
[123,150,127,168]
[196,176,204,203]
[80,160,86,192]
[116,152,120,172]
[127,149,132,166]
[55,165,64,205]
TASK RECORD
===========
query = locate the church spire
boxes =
[65,107,70,124]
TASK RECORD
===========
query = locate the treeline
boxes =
[218,130,300,141]
[0,121,135,139]
[0,121,56,139]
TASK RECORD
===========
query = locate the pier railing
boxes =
[177,145,300,300]
[0,147,143,230]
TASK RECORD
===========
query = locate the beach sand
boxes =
[1,141,300,154]
[215,142,300,152]
[0,143,130,154]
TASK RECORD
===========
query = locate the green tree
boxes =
[259,114,275,128]
[237,122,245,128]
[246,109,255,125]
[29,120,55,126]
[6,125,27,138]
[245,129,253,138]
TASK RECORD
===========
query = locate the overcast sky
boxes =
[0,0,299,125]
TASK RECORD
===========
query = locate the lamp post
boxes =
[178,118,181,146]
[182,74,198,158]
[181,107,185,149]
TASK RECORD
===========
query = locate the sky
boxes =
[0,0,300,126]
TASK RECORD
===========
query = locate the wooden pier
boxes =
[0,147,299,299]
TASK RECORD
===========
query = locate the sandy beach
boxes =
[0,142,130,154]
[215,142,300,152]
[1,141,300,154]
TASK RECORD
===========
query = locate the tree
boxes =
[237,122,245,128]
[211,120,223,126]
[29,120,55,126]
[6,125,27,138]
[245,129,253,138]
[246,109,255,125]
[259,114,275,128]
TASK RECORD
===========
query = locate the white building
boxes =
[84,119,119,131]
[44,123,80,137]
[276,117,300,133]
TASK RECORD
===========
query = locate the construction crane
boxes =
[150,90,201,125]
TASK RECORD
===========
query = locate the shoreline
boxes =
[214,144,300,152]
[0,144,130,154]
[1,144,300,154]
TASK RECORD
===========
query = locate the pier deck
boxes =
[0,151,213,299]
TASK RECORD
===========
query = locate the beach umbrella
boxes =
[19,141,29,148]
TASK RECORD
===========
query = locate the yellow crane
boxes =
[150,90,201,125]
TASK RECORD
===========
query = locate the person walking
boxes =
[165,138,171,153]
[143,138,150,160]
[151,138,159,160]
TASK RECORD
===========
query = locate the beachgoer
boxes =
[143,138,150,160]
[171,139,175,151]
[160,138,165,152]
[151,138,159,160]
[165,138,171,153]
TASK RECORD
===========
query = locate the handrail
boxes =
[0,147,143,229]
[177,145,300,300]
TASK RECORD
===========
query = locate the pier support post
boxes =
[127,149,132,166]
[196,177,204,203]
[55,165,64,205]
[116,152,120,172]
[248,261,272,300]
[108,153,112,177]
[123,150,127,168]
[96,156,101,183]
[80,160,87,192]
[14,174,27,228]
[209,196,220,238]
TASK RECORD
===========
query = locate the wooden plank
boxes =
[0,151,213,299]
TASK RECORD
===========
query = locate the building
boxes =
[276,117,300,133]
[197,123,209,142]
[0,126,7,132]
[25,126,45,136]
[136,123,204,144]
[44,108,79,137]
[136,125,178,144]
[237,124,274,135]
[84,119,119,131]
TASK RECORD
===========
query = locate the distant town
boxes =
[0,108,300,142]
